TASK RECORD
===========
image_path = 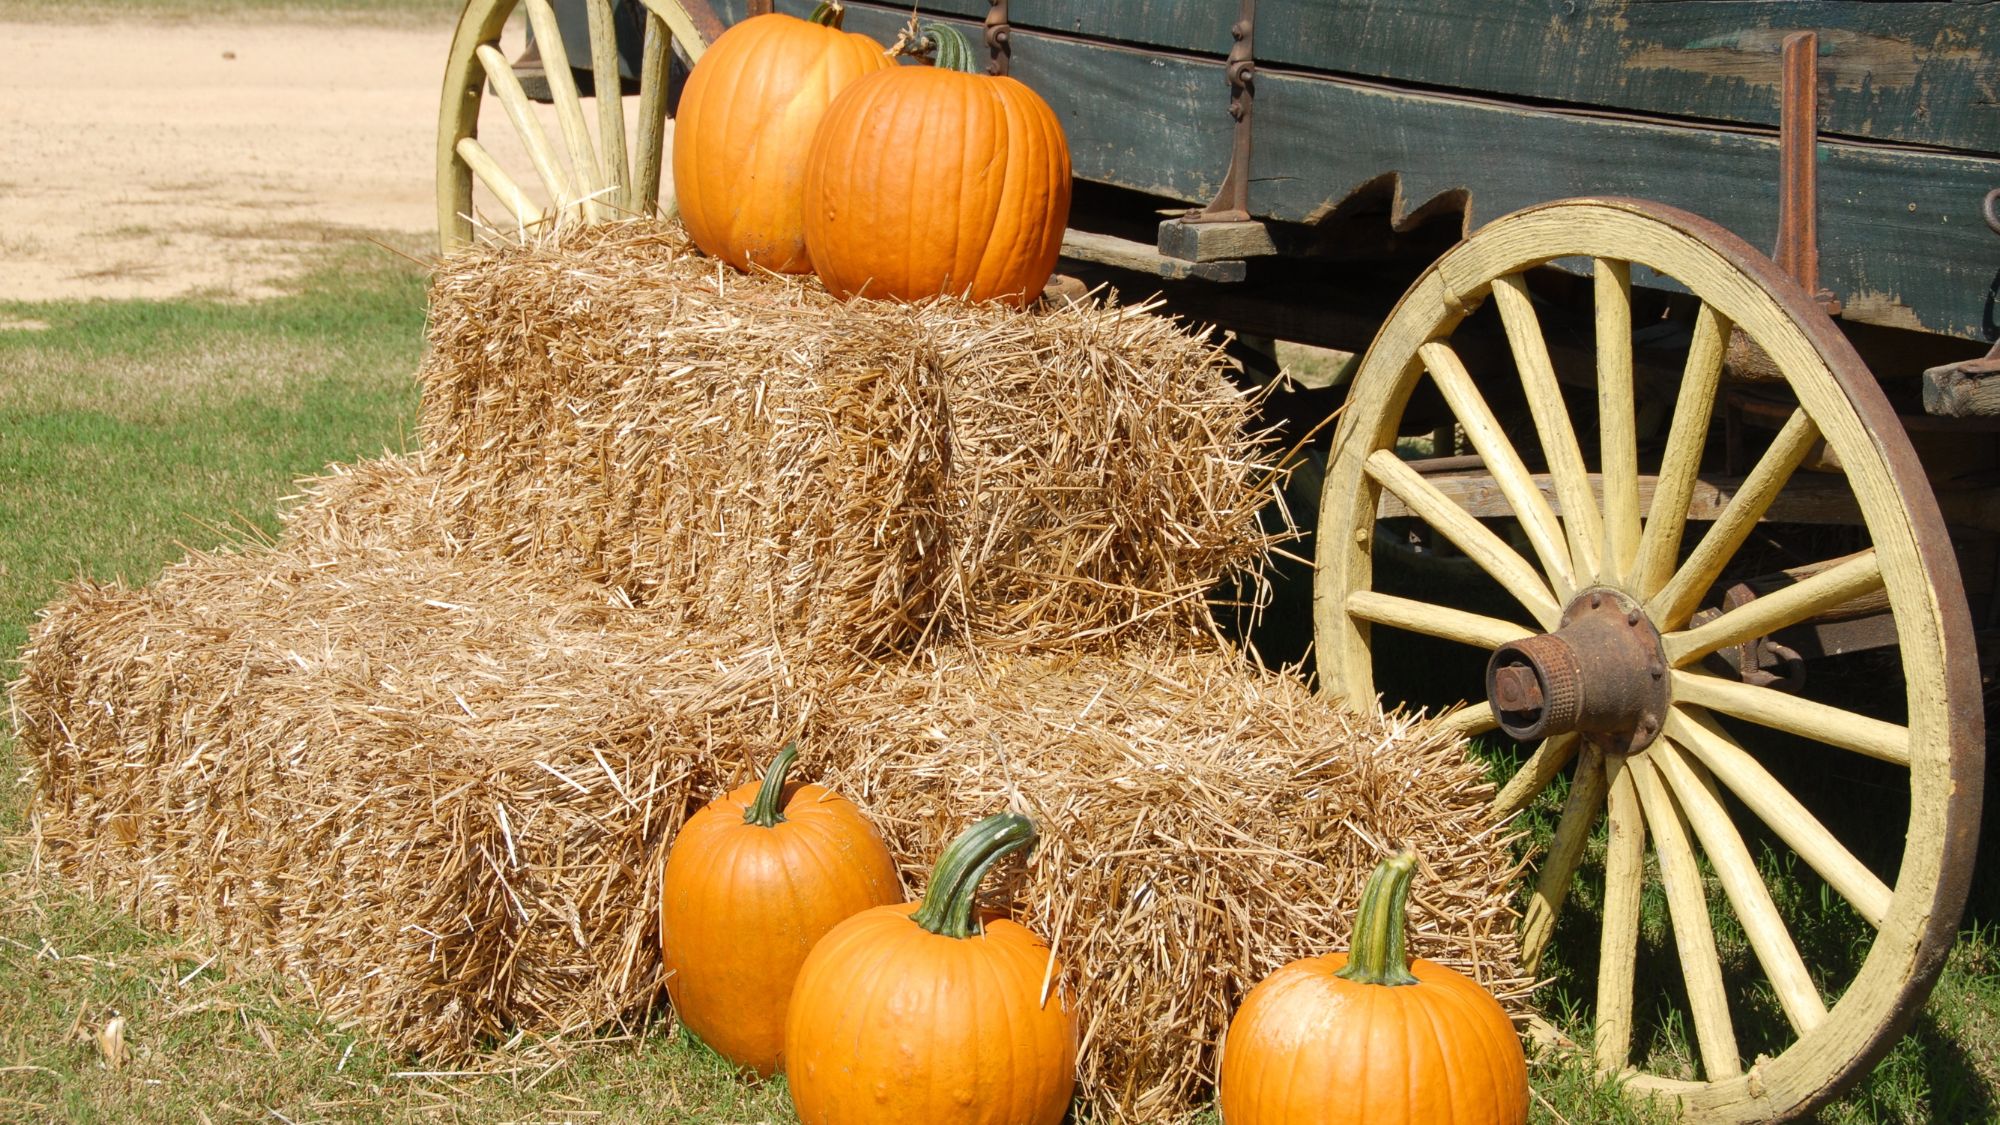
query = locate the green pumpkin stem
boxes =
[1334,849,1421,987]
[889,17,979,72]
[807,1,847,29]
[742,743,800,829]
[910,813,1037,939]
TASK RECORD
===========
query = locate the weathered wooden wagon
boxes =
[433,1,1995,1118]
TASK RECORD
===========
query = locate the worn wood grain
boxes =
[831,0,2000,156]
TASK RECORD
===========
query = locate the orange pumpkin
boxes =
[672,5,891,273]
[658,743,902,1077]
[1219,850,1529,1125]
[784,813,1077,1124]
[802,22,1071,307]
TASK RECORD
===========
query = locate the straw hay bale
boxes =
[14,537,1524,1117]
[812,643,1529,1122]
[13,540,797,1057]
[417,222,1280,655]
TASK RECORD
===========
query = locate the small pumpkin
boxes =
[802,21,1071,307]
[1218,849,1529,1125]
[784,812,1077,1125]
[672,4,892,273]
[658,743,902,1077]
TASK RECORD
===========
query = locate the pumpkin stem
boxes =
[1333,849,1421,987]
[889,17,979,73]
[807,0,847,29]
[910,813,1037,939]
[742,743,800,829]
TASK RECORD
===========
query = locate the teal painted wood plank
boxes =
[822,0,2000,156]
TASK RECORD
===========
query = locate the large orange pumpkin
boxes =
[1218,850,1529,1125]
[784,813,1077,1124]
[802,23,1071,307]
[658,743,902,1077]
[672,5,891,273]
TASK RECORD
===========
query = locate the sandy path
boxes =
[0,16,622,302]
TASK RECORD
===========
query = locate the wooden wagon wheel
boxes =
[1313,197,1983,1120]
[437,0,719,251]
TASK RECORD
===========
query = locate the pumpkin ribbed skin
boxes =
[1219,953,1529,1125]
[802,63,1071,307]
[1218,852,1528,1125]
[659,748,901,1077]
[672,12,891,273]
[783,814,1077,1125]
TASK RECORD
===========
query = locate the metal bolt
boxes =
[1649,661,1665,679]
[1590,593,1602,609]
[1492,665,1544,712]
[1628,608,1642,626]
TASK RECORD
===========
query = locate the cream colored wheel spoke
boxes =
[1314,198,1981,1121]
[1439,702,1500,741]
[1492,274,1603,578]
[1647,409,1820,629]
[1671,670,1910,766]
[1595,260,1642,584]
[1630,754,1742,1079]
[474,44,576,216]
[1419,342,1577,599]
[1634,302,1729,597]
[586,0,630,210]
[1596,753,1647,1071]
[454,137,540,228]
[1493,732,1581,823]
[522,0,608,220]
[1653,739,1829,1035]
[1664,549,1883,667]
[442,0,696,249]
[1345,588,1536,650]
[1665,708,1892,926]
[1518,742,1604,973]
[1365,450,1561,626]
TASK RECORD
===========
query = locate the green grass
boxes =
[1,236,1995,1122]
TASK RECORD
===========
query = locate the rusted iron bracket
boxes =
[1188,0,1256,225]
[984,0,1010,76]
[1774,31,1841,316]
[1983,186,2000,237]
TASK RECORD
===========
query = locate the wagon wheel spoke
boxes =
[1663,549,1884,667]
[1652,738,1829,1035]
[1517,740,1602,973]
[585,0,630,210]
[633,12,674,214]
[1670,670,1909,766]
[1419,342,1578,600]
[1634,302,1729,597]
[1344,588,1537,650]
[454,137,541,228]
[1647,409,1820,629]
[1364,449,1562,626]
[522,0,609,219]
[1663,708,1891,927]
[1595,753,1647,1071]
[1595,260,1643,585]
[1439,702,1501,742]
[443,0,695,249]
[1491,274,1603,578]
[1629,753,1742,1079]
[474,43,578,216]
[1493,732,1581,823]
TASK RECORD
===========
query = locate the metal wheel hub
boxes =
[1485,588,1668,753]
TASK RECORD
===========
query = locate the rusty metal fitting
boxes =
[1484,588,1669,753]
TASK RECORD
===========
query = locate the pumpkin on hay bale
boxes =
[9,219,1529,1122]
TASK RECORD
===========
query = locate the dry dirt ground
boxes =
[1,14,619,303]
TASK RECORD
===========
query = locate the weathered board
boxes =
[727,0,2000,343]
[818,0,2000,156]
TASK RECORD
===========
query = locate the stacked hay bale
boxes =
[12,221,1525,1121]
